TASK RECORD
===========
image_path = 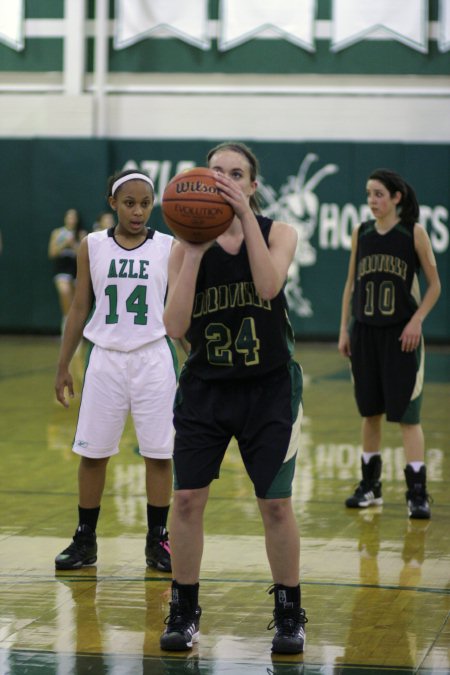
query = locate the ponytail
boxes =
[369,168,419,223]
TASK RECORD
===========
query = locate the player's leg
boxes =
[386,332,430,518]
[54,455,109,570]
[131,339,178,571]
[160,372,227,651]
[143,457,173,572]
[401,423,430,518]
[55,346,128,570]
[346,322,384,508]
[160,487,208,650]
[258,496,307,654]
[242,361,306,654]
[78,455,109,507]
[346,415,383,508]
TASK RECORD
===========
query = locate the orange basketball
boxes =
[161,167,234,243]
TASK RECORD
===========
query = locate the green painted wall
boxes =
[0,139,448,340]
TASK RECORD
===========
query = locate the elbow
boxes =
[163,314,189,340]
[165,327,186,340]
[255,283,282,302]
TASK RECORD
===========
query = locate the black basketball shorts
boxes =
[350,321,424,424]
[172,361,303,499]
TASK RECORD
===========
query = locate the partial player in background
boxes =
[48,208,88,335]
[338,168,441,519]
[54,170,177,572]
[160,142,307,655]
[92,211,115,232]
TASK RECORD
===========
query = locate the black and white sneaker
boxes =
[405,466,431,519]
[346,455,383,508]
[55,524,97,570]
[145,526,172,572]
[346,481,383,508]
[160,602,202,651]
[268,606,308,654]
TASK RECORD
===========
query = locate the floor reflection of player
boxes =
[55,571,106,674]
[399,519,429,589]
[268,661,305,674]
[337,513,428,670]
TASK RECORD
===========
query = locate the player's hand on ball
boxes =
[214,172,253,220]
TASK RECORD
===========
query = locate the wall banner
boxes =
[331,0,428,53]
[439,0,450,51]
[218,0,316,52]
[0,0,24,51]
[114,0,210,50]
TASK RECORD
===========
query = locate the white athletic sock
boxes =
[408,461,424,473]
[362,452,381,464]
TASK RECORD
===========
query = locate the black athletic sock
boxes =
[272,583,301,608]
[172,580,200,611]
[78,505,100,533]
[147,504,170,531]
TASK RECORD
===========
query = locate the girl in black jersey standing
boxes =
[48,208,87,334]
[160,142,307,654]
[338,169,441,519]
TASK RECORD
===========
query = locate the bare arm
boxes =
[163,239,213,339]
[215,173,297,299]
[55,238,94,406]
[338,226,359,357]
[399,224,441,352]
[176,336,191,356]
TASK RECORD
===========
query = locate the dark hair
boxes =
[369,168,419,223]
[206,141,261,213]
[63,208,85,240]
[106,169,154,199]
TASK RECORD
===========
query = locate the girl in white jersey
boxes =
[54,170,177,572]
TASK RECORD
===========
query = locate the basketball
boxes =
[161,167,234,243]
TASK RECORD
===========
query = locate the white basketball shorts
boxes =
[73,338,177,459]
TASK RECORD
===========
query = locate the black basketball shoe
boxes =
[55,524,97,570]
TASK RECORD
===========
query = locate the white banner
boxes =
[439,0,450,51]
[331,0,428,53]
[114,0,210,50]
[0,0,24,51]
[219,0,316,52]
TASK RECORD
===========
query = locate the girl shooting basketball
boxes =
[160,142,307,654]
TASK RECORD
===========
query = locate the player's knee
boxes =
[173,489,206,521]
[261,498,292,526]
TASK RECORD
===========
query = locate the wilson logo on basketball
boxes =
[175,181,218,194]
[161,167,234,243]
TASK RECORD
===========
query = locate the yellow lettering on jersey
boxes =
[357,254,407,281]
[192,282,271,318]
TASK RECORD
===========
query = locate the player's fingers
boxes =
[55,387,68,408]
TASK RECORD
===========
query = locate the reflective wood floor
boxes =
[0,336,449,675]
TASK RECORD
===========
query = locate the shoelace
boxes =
[266,585,308,632]
[267,608,308,632]
[164,602,196,628]
[409,492,433,506]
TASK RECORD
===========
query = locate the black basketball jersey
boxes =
[184,215,295,380]
[352,220,420,326]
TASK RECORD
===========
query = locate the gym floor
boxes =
[0,336,449,675]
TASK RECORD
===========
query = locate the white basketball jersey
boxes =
[83,228,173,352]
